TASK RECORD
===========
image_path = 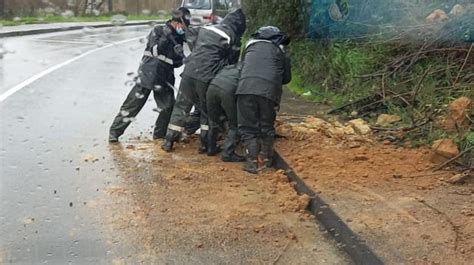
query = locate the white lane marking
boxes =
[0,36,142,103]
[32,39,97,45]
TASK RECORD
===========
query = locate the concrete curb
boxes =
[0,20,165,38]
[273,151,384,265]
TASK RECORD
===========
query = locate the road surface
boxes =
[0,26,349,264]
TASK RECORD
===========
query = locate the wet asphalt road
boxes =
[0,26,348,265]
[0,25,174,264]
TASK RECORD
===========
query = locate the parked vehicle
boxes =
[180,0,241,25]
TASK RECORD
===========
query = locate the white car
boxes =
[181,0,241,26]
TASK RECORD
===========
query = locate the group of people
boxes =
[109,7,291,174]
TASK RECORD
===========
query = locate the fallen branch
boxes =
[433,147,474,172]
[272,239,291,265]
[418,200,461,251]
[453,43,474,87]
[370,118,432,132]
[398,171,447,179]
[409,66,432,125]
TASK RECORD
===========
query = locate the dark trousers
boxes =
[167,76,209,138]
[207,84,237,131]
[110,84,175,138]
[237,94,277,143]
[207,84,238,156]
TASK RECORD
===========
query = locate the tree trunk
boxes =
[108,0,113,13]
[0,0,4,18]
[83,0,89,15]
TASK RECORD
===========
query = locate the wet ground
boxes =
[0,26,349,264]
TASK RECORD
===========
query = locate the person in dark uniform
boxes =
[236,26,291,174]
[206,63,245,162]
[161,8,246,153]
[108,8,191,142]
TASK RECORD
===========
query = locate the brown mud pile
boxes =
[276,116,473,265]
[89,138,348,264]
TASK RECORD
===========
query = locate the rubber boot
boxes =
[242,139,259,174]
[108,133,119,143]
[207,128,222,156]
[221,129,245,162]
[161,130,180,152]
[222,153,245,162]
[198,129,208,154]
[184,110,201,135]
[153,134,165,140]
[260,136,274,168]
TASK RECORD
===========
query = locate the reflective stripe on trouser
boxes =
[166,76,210,140]
[110,84,175,138]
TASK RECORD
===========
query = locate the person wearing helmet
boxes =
[236,26,292,174]
[108,8,191,142]
[161,8,246,153]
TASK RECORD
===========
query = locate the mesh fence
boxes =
[308,0,473,43]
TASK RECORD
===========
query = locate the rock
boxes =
[449,4,466,16]
[348,119,371,135]
[343,125,356,135]
[286,232,297,240]
[304,117,328,129]
[82,154,98,162]
[376,114,401,127]
[426,9,449,23]
[445,96,472,130]
[353,155,369,161]
[348,142,360,149]
[297,194,311,211]
[447,171,471,184]
[431,139,460,159]
[327,126,346,139]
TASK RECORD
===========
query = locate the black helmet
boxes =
[252,26,290,46]
[172,7,191,27]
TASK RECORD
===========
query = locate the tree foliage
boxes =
[242,0,306,37]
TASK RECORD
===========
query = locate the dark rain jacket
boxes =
[138,21,186,90]
[209,64,240,93]
[182,9,246,83]
[236,34,291,105]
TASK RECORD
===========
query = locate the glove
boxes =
[174,44,184,58]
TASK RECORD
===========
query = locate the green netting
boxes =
[308,0,473,43]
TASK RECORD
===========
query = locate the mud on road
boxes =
[276,116,473,265]
[89,137,349,264]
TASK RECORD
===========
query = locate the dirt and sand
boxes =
[87,138,349,264]
[80,90,472,264]
[275,115,473,265]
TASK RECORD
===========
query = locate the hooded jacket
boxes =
[182,8,246,83]
[138,21,186,90]
[236,28,291,105]
[209,64,241,93]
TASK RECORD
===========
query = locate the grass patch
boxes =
[288,37,473,152]
[0,15,167,27]
[288,39,388,107]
